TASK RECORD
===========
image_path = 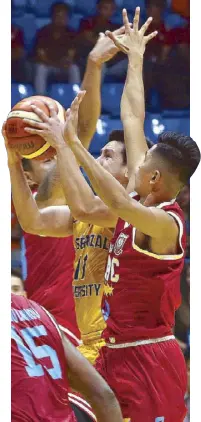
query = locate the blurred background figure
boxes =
[32,2,81,94]
[11,269,26,296]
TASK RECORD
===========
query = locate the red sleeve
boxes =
[11,27,24,48]
[79,17,94,31]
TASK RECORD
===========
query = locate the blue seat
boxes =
[11,83,35,107]
[144,113,190,142]
[69,13,83,31]
[164,12,187,29]
[48,83,79,108]
[102,83,124,117]
[35,17,51,29]
[12,0,27,17]
[12,14,37,50]
[115,0,145,13]
[74,0,96,15]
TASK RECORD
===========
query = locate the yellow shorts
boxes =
[78,338,105,365]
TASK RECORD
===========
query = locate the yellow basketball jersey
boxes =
[73,220,113,343]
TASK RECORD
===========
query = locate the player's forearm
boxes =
[35,161,66,207]
[70,140,128,213]
[121,55,147,177]
[78,55,102,149]
[121,55,145,121]
[56,145,98,219]
[9,162,43,233]
[87,390,123,422]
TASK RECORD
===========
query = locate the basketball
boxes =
[5,96,66,161]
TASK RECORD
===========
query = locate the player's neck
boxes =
[140,191,177,207]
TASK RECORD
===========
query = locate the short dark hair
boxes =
[153,131,200,185]
[51,2,70,16]
[11,268,22,279]
[11,268,24,288]
[108,130,127,165]
[22,158,32,172]
[108,131,154,166]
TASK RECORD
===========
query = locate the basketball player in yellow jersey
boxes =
[73,221,113,363]
[8,86,129,363]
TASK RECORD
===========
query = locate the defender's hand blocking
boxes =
[106,7,158,58]
[23,103,65,150]
[90,25,131,66]
[64,91,86,146]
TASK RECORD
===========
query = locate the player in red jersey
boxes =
[15,31,124,346]
[21,157,80,345]
[44,8,199,422]
[11,293,123,422]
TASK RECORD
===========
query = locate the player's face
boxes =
[134,147,159,197]
[96,141,128,185]
[29,157,56,185]
[11,276,25,296]
[53,7,68,27]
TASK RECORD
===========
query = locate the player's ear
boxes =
[124,167,129,180]
[150,170,160,185]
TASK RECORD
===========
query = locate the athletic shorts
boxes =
[78,338,105,365]
[95,338,187,422]
[69,393,96,422]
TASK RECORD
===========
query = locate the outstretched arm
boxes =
[3,127,73,237]
[24,98,117,228]
[106,8,157,189]
[35,28,127,206]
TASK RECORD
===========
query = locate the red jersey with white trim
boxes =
[23,232,80,342]
[102,196,186,344]
[11,294,76,422]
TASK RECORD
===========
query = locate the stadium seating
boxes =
[69,13,83,31]
[101,83,124,117]
[12,0,27,17]
[48,83,80,108]
[73,0,96,15]
[11,83,34,107]
[12,14,37,50]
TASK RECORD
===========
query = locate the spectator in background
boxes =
[172,0,190,18]
[11,199,22,271]
[11,25,29,82]
[184,347,190,422]
[144,0,190,109]
[32,2,81,95]
[76,0,128,79]
[11,269,26,296]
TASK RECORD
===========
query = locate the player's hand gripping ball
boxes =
[5,96,65,160]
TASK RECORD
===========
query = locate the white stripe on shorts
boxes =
[106,335,175,349]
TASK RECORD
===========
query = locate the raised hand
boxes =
[23,103,65,150]
[89,24,131,66]
[64,91,86,145]
[2,122,21,166]
[106,7,157,58]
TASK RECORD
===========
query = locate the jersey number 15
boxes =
[12,325,62,379]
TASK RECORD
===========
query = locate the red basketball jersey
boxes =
[11,294,76,422]
[102,197,186,344]
[23,232,80,343]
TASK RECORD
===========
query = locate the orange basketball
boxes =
[5,95,65,161]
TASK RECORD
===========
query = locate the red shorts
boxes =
[95,339,187,422]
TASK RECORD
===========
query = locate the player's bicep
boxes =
[77,196,117,228]
[38,206,73,237]
[116,197,178,239]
